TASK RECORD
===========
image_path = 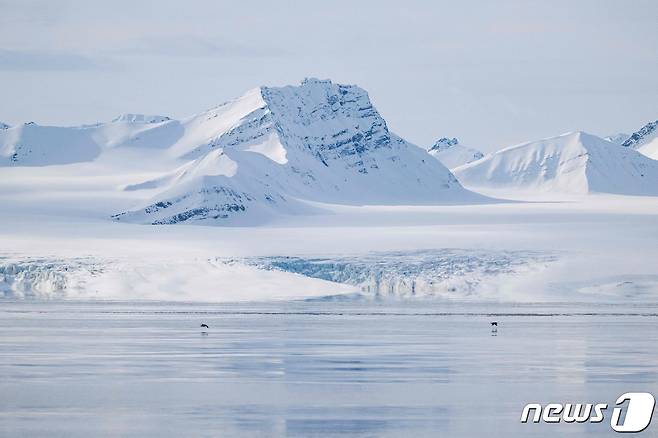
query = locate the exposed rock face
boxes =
[622,120,657,149]
[621,120,658,160]
[429,137,460,152]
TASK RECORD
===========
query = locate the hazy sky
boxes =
[1,0,656,151]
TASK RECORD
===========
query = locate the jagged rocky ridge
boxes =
[622,120,657,149]
[621,119,658,160]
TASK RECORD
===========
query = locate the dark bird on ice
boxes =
[200,323,209,329]
[490,322,498,327]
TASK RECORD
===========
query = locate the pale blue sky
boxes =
[1,0,656,151]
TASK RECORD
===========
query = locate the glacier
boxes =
[1,249,558,301]
[246,249,558,300]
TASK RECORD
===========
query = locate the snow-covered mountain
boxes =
[621,120,658,160]
[0,122,9,130]
[114,79,484,224]
[427,137,484,169]
[454,131,658,195]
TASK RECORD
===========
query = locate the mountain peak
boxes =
[455,131,658,195]
[428,137,483,169]
[429,137,459,152]
[257,78,390,173]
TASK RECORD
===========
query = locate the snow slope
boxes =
[454,131,658,195]
[428,137,484,169]
[113,79,484,225]
[622,119,658,160]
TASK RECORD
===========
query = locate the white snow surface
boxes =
[428,137,484,169]
[454,131,658,195]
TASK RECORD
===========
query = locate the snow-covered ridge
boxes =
[0,122,102,165]
[454,131,658,195]
[0,114,182,166]
[428,137,484,169]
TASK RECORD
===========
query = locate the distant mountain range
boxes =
[1,79,656,225]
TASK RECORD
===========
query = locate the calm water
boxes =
[1,300,657,437]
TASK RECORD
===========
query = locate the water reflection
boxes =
[0,301,657,437]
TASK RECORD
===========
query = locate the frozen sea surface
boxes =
[1,300,657,437]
